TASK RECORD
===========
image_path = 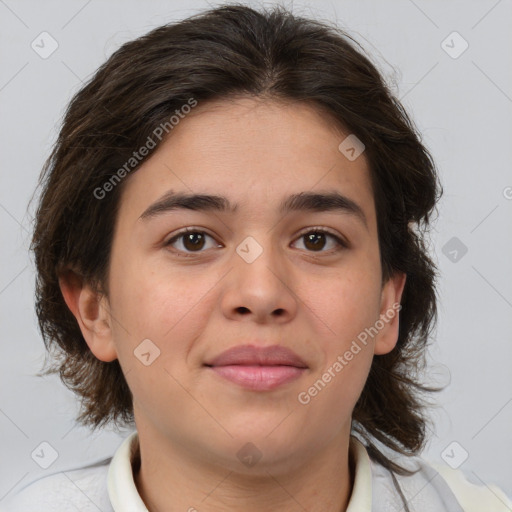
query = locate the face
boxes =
[66,97,405,473]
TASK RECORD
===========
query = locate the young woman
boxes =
[7,4,511,511]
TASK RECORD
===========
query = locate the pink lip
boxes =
[205,345,308,391]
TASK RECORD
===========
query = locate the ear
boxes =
[58,269,117,362]
[374,271,406,356]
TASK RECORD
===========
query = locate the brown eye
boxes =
[182,231,206,251]
[165,229,220,255]
[303,232,327,251]
[293,229,346,253]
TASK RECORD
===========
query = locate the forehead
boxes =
[117,97,375,226]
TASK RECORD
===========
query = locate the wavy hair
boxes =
[30,4,442,487]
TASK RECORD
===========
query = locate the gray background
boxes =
[1,0,511,504]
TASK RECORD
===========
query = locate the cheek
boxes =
[108,256,217,364]
[107,264,215,419]
[311,265,382,343]
[295,340,374,443]
[304,256,381,421]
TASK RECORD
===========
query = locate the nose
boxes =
[220,236,298,324]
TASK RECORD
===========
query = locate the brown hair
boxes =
[30,3,442,480]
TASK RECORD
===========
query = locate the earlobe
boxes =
[58,269,118,362]
[374,272,406,356]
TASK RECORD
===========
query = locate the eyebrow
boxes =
[139,190,367,227]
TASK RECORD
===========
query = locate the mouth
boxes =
[204,344,308,391]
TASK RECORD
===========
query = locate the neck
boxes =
[133,426,355,512]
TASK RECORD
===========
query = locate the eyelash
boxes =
[164,227,348,257]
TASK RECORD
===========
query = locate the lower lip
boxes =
[208,365,306,391]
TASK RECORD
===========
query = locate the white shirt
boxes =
[3,431,511,511]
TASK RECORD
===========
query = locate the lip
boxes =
[204,344,308,391]
[205,344,308,368]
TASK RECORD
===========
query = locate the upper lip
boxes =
[205,344,308,368]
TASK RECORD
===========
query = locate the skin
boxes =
[60,97,406,512]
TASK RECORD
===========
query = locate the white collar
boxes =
[108,431,373,511]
